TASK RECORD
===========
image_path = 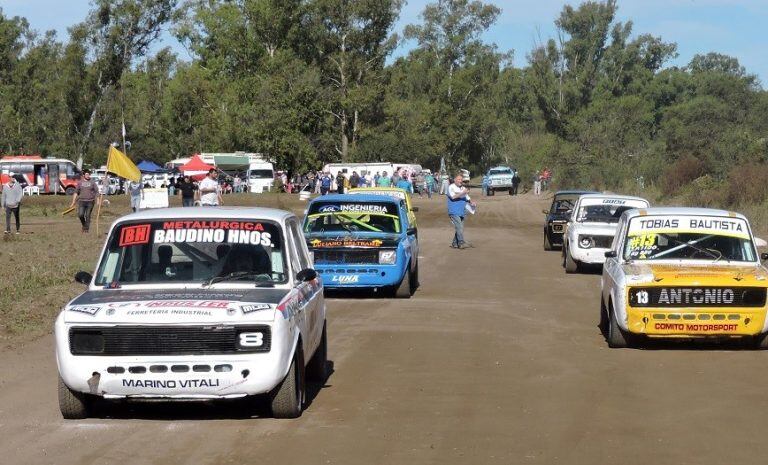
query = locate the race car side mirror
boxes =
[407,227,417,236]
[296,268,317,282]
[604,251,617,259]
[542,209,549,215]
[74,271,93,285]
[761,252,768,261]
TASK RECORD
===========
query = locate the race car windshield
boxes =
[577,205,636,223]
[550,194,580,213]
[94,220,288,286]
[623,217,756,262]
[489,168,512,175]
[304,202,401,234]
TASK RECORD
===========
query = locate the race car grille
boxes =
[592,235,613,248]
[69,325,271,356]
[629,287,767,308]
[314,249,380,264]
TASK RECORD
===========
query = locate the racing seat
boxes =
[219,244,272,277]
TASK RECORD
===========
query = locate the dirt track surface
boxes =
[2,193,768,464]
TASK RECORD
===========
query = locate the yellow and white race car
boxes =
[601,207,768,348]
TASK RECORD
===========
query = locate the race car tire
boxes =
[544,232,553,251]
[751,333,768,349]
[307,322,328,382]
[65,186,75,196]
[58,376,92,419]
[270,347,305,418]
[599,296,609,333]
[565,248,580,273]
[411,262,420,292]
[395,266,413,299]
[607,304,633,348]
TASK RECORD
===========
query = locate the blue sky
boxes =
[2,0,766,84]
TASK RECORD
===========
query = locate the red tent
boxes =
[180,154,214,181]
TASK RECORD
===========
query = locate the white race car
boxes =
[56,207,327,419]
[601,207,768,348]
[562,194,649,273]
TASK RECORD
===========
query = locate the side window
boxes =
[288,220,311,271]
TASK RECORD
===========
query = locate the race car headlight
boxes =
[578,236,595,249]
[379,250,396,264]
[69,330,104,354]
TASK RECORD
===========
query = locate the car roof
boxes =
[488,166,513,170]
[624,206,748,221]
[310,193,400,205]
[554,190,599,196]
[577,193,648,202]
[349,187,409,194]
[115,206,296,223]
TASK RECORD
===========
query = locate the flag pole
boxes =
[96,146,111,236]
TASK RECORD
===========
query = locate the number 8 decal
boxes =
[239,332,264,347]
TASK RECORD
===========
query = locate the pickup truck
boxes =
[303,194,419,297]
[56,207,327,419]
[482,166,515,196]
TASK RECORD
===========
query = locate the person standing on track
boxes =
[199,169,223,206]
[447,173,476,249]
[69,169,100,233]
[127,179,143,212]
[2,173,23,234]
[177,175,197,207]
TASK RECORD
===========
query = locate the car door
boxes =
[602,217,626,303]
[287,219,322,355]
[400,200,418,268]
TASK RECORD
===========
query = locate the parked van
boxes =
[248,161,275,193]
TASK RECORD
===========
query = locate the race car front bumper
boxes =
[316,264,404,289]
[570,246,610,265]
[626,308,767,338]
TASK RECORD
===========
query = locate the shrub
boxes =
[726,163,768,206]
[661,155,707,195]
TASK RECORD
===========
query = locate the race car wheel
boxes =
[751,333,768,349]
[544,231,553,251]
[307,322,328,382]
[395,266,413,298]
[64,186,75,196]
[599,297,609,333]
[565,249,580,273]
[271,347,305,418]
[607,305,633,348]
[58,376,92,419]
[411,262,420,292]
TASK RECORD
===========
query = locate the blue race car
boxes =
[303,194,419,297]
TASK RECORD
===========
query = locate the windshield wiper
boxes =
[202,271,274,287]
[652,234,723,261]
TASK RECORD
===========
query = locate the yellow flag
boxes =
[106,146,141,182]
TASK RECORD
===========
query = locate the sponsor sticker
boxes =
[121,378,221,389]
[241,303,273,314]
[332,275,360,284]
[309,238,384,248]
[628,215,750,239]
[119,224,151,247]
[68,305,101,316]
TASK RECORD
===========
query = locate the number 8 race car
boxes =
[56,207,327,419]
[601,207,768,348]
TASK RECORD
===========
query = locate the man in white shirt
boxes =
[447,174,476,249]
[199,169,223,206]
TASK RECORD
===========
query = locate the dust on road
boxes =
[1,193,767,465]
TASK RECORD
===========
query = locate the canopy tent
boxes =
[179,154,215,181]
[136,160,166,173]
[207,154,251,171]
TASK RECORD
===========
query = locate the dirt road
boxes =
[2,193,768,464]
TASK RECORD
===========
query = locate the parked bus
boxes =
[0,155,80,194]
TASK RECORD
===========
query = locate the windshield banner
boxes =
[310,202,399,216]
[309,238,386,248]
[580,197,648,208]
[118,221,275,247]
[349,189,406,199]
[628,215,750,239]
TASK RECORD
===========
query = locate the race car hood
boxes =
[570,222,619,236]
[306,232,401,249]
[621,263,768,286]
[63,288,287,324]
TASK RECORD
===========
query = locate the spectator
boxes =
[350,171,360,188]
[447,173,476,249]
[68,169,100,233]
[2,173,23,234]
[126,180,144,212]
[439,171,450,195]
[199,169,223,206]
[335,172,346,194]
[425,172,436,199]
[177,175,197,207]
[512,169,521,195]
[378,171,392,187]
[396,175,413,194]
[533,171,542,196]
[234,176,242,193]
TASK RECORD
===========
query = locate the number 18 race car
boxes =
[601,207,768,348]
[56,207,327,419]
